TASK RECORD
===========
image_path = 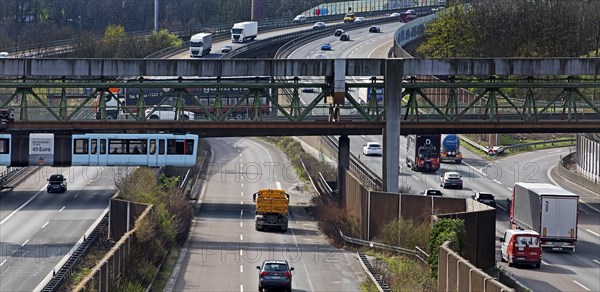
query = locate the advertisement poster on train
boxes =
[29,133,54,165]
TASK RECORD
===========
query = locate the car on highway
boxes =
[343,13,356,23]
[221,45,233,53]
[0,52,8,58]
[313,53,326,59]
[354,16,366,22]
[320,43,332,50]
[334,28,345,36]
[47,174,67,193]
[257,259,294,291]
[440,171,463,189]
[362,142,382,156]
[389,12,401,17]
[472,192,496,207]
[312,22,326,30]
[369,26,381,33]
[340,33,350,41]
[421,189,443,196]
[301,87,316,93]
[292,15,306,23]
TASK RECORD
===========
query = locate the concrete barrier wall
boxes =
[438,242,513,292]
[576,134,600,186]
[369,191,399,239]
[559,152,600,193]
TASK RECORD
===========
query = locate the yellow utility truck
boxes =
[253,189,289,232]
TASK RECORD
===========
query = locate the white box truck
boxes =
[510,182,579,252]
[189,33,212,57]
[231,21,258,43]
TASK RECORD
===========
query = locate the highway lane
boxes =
[173,137,365,291]
[0,166,114,291]
[286,20,600,291]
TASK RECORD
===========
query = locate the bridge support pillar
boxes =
[338,135,350,205]
[383,59,402,193]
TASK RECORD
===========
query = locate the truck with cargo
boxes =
[406,134,441,172]
[189,33,212,57]
[231,21,258,43]
[253,189,289,232]
[440,134,462,163]
[510,182,579,252]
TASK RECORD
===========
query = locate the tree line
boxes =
[0,0,328,51]
[419,0,600,57]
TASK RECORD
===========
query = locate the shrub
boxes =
[428,218,466,278]
[374,218,431,250]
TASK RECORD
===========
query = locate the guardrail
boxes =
[339,229,429,263]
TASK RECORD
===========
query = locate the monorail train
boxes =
[0,133,198,167]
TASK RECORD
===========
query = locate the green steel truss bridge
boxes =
[0,58,598,136]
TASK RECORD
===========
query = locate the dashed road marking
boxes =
[41,222,49,229]
[493,179,502,184]
[573,280,590,291]
[585,228,599,237]
[59,206,65,212]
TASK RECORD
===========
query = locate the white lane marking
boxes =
[241,183,243,188]
[288,212,316,292]
[240,234,243,241]
[59,206,66,212]
[240,250,243,256]
[0,184,47,225]
[241,200,243,205]
[585,228,600,237]
[593,259,600,265]
[411,175,420,180]
[21,239,29,247]
[573,280,590,291]
[0,260,6,267]
[492,179,502,184]
[542,259,550,265]
[276,181,281,190]
[73,193,79,198]
[241,191,244,197]
[580,209,590,214]
[462,161,485,176]
[240,265,243,273]
[506,187,513,191]
[497,205,507,212]
[240,284,244,292]
[240,222,243,227]
[241,210,244,216]
[41,222,50,229]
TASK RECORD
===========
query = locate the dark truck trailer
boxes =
[405,134,441,172]
[510,182,579,252]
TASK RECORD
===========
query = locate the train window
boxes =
[128,139,146,154]
[109,139,125,154]
[185,139,195,154]
[74,139,89,154]
[166,139,195,155]
[149,140,156,154]
[91,139,97,154]
[159,139,165,154]
[100,139,107,154]
[0,138,9,154]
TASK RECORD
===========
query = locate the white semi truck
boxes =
[189,33,212,57]
[510,182,579,252]
[231,21,258,43]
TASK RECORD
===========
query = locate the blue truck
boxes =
[440,134,462,163]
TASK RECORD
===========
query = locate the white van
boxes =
[293,15,306,23]
[0,52,9,58]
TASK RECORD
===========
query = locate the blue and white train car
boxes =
[0,134,10,166]
[71,133,198,167]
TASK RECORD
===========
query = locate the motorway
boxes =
[0,166,114,291]
[284,21,600,291]
[171,138,365,291]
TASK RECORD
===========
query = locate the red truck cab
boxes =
[500,229,542,268]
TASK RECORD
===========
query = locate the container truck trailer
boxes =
[510,182,579,252]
